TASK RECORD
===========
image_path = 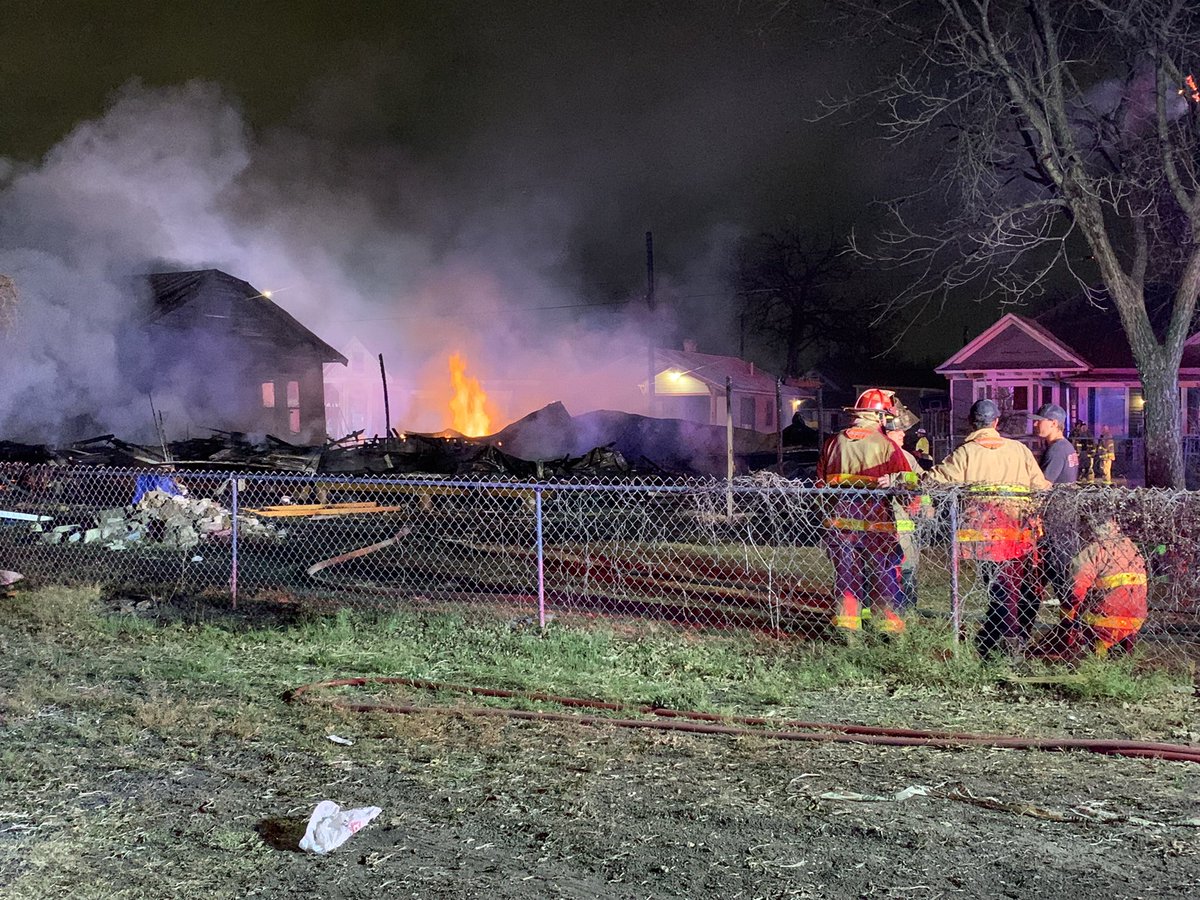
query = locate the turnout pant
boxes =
[826,534,910,631]
[976,555,1038,657]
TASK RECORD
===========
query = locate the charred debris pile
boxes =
[0,402,818,480]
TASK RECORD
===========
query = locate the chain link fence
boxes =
[2,462,1198,663]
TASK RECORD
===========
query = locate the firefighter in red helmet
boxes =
[817,388,915,639]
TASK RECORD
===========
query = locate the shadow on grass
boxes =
[254,816,308,852]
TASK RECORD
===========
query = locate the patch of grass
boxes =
[0,584,1189,725]
[1053,653,1179,702]
[0,584,104,633]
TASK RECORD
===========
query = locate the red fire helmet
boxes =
[848,388,898,414]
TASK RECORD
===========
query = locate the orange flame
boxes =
[448,352,491,436]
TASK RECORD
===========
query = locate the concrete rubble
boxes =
[34,489,283,551]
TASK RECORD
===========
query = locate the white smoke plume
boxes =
[0,80,743,444]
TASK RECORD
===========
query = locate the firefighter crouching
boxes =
[817,388,915,638]
[1060,514,1147,656]
[922,399,1051,659]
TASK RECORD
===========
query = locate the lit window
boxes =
[289,408,301,433]
[262,382,275,408]
[286,380,300,408]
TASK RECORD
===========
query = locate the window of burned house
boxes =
[287,380,301,433]
[262,382,275,408]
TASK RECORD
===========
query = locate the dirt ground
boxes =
[2,599,1200,899]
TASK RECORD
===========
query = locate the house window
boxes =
[1041,386,1054,407]
[1128,388,1145,437]
[287,380,301,433]
[1011,385,1029,414]
[1187,387,1200,435]
[740,397,756,429]
[261,382,275,408]
[1090,387,1126,436]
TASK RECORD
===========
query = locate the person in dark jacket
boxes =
[782,410,819,448]
[1033,404,1078,485]
[1030,403,1079,632]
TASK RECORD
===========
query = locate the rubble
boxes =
[35,489,283,551]
[0,402,813,480]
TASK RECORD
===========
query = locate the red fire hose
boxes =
[286,676,1200,764]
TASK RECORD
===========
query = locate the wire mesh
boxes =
[0,462,1197,664]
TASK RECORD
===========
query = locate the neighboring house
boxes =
[639,343,820,433]
[935,299,1200,459]
[135,269,347,444]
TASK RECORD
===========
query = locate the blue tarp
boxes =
[132,473,186,504]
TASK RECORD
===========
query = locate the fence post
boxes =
[948,490,960,651]
[535,486,546,630]
[230,476,239,609]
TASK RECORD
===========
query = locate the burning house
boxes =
[129,269,347,444]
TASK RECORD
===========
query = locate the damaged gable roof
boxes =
[145,269,347,364]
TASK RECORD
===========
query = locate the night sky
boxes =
[0,0,990,437]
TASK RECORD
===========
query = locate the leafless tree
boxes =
[833,0,1200,487]
[735,226,857,377]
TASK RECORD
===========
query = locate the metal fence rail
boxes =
[1,463,1198,660]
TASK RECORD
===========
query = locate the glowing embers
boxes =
[447,352,491,436]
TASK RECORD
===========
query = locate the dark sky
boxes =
[0,0,988,436]
[2,1,892,287]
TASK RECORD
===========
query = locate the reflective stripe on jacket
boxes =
[1066,530,1148,638]
[923,428,1050,561]
[817,416,913,540]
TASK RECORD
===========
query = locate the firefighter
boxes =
[1097,426,1117,484]
[913,428,934,470]
[1073,421,1095,482]
[1061,514,1147,656]
[817,388,914,639]
[884,403,930,611]
[923,398,1051,659]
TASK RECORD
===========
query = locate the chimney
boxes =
[749,362,755,376]
[682,338,698,352]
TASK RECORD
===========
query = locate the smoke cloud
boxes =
[0,80,719,443]
[0,4,890,445]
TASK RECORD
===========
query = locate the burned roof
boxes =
[145,269,347,364]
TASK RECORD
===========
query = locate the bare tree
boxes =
[836,0,1200,487]
[735,226,856,377]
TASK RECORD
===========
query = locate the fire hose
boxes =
[286,676,1200,764]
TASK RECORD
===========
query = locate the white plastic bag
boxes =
[298,800,382,854]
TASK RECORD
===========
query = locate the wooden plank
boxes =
[245,503,409,518]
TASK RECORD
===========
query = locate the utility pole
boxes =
[646,230,656,417]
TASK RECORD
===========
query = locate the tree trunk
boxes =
[1139,356,1184,488]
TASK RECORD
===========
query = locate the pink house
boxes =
[936,299,1200,474]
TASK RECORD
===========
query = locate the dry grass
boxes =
[1,585,1198,898]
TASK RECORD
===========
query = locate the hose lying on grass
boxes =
[286,676,1200,764]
